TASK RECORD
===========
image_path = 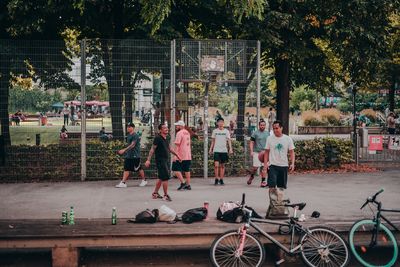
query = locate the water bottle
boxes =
[69,206,75,225]
[111,207,117,225]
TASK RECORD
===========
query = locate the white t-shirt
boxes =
[211,128,231,153]
[265,134,295,167]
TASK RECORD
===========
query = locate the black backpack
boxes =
[181,207,208,224]
[217,206,262,223]
[129,209,159,223]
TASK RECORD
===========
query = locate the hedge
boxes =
[0,137,353,182]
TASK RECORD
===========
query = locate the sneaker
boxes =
[163,194,172,201]
[177,182,187,190]
[139,180,148,187]
[184,184,191,190]
[214,179,219,185]
[247,175,254,185]
[260,181,268,187]
[219,179,225,185]
[115,181,127,188]
[152,192,162,199]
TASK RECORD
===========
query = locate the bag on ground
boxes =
[158,205,177,222]
[217,202,262,223]
[266,187,290,219]
[181,207,207,224]
[130,209,158,223]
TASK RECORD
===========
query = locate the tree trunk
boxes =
[0,60,11,147]
[275,57,290,135]
[389,72,396,112]
[236,85,246,143]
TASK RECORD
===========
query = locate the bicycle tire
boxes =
[299,226,350,267]
[210,230,265,267]
[349,219,398,267]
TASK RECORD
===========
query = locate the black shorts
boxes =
[124,158,142,172]
[172,160,191,172]
[156,159,170,181]
[214,152,229,163]
[268,165,288,189]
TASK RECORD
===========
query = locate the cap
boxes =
[174,120,185,126]
[127,122,135,128]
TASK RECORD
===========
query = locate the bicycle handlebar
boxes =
[241,193,246,206]
[360,188,384,209]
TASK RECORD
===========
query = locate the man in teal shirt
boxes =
[247,119,269,187]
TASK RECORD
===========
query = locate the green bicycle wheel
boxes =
[349,219,398,267]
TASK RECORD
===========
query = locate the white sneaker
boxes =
[139,180,148,187]
[115,181,127,188]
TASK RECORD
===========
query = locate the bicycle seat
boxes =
[284,202,306,210]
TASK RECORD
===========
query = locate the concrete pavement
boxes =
[1,169,399,221]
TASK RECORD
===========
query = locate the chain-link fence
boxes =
[0,39,261,182]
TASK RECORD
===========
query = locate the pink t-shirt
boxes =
[174,128,192,161]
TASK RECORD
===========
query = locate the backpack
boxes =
[181,207,207,224]
[266,188,290,219]
[129,209,158,223]
[217,202,262,223]
[158,205,177,222]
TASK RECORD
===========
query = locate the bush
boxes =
[299,100,314,112]
[318,108,341,126]
[302,110,324,126]
[361,109,376,123]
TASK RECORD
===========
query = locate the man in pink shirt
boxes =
[173,120,192,190]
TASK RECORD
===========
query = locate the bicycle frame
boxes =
[242,216,320,256]
[369,203,400,246]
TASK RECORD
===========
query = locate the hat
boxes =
[174,120,185,126]
[127,122,135,128]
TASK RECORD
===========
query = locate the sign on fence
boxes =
[368,135,383,153]
[388,136,400,150]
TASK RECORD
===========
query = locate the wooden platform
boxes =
[0,219,399,267]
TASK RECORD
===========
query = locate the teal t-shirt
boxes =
[250,130,269,152]
[125,133,141,159]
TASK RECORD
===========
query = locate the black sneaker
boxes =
[184,184,191,190]
[219,179,225,185]
[177,183,186,190]
[214,179,219,185]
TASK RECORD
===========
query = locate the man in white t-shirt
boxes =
[263,120,295,191]
[209,117,233,185]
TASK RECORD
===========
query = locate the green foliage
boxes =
[299,100,314,113]
[9,86,62,113]
[291,86,316,112]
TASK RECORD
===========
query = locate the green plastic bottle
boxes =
[69,206,75,225]
[111,207,117,225]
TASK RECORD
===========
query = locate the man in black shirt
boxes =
[145,124,181,201]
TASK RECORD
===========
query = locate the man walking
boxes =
[116,123,147,188]
[263,120,295,191]
[267,107,276,132]
[173,120,192,190]
[209,117,233,185]
[145,124,181,201]
[247,119,269,187]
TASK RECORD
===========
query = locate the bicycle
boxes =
[348,189,399,267]
[210,194,350,267]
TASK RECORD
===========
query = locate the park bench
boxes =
[1,218,398,267]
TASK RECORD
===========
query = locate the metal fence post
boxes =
[204,80,209,179]
[256,41,261,122]
[81,39,87,181]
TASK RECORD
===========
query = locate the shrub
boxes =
[302,110,324,126]
[299,100,314,112]
[361,109,376,123]
[318,108,341,126]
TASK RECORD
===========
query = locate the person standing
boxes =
[209,117,233,185]
[267,107,276,132]
[263,120,295,191]
[387,112,396,135]
[145,124,181,201]
[247,119,269,187]
[116,123,147,188]
[173,120,192,190]
[63,106,70,126]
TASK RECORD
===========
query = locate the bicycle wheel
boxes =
[349,219,398,267]
[210,230,265,267]
[299,226,350,267]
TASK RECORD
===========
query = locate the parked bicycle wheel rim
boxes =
[349,219,398,267]
[300,226,350,267]
[210,230,265,267]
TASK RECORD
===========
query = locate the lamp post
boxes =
[351,83,358,165]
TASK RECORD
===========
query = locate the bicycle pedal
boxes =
[275,259,285,265]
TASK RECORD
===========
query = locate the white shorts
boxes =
[252,152,264,168]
